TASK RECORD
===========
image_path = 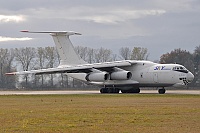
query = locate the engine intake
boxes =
[85,72,110,82]
[110,71,132,80]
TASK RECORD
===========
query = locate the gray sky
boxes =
[0,0,200,61]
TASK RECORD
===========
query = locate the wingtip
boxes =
[5,73,16,76]
[75,32,82,35]
[20,30,29,32]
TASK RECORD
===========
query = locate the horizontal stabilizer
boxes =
[20,30,81,36]
[21,30,85,65]
[5,72,16,75]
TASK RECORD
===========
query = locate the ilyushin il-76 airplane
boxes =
[6,31,194,94]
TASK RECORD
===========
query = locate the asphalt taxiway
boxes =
[0,90,199,95]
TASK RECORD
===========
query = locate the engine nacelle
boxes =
[110,71,132,80]
[85,72,110,82]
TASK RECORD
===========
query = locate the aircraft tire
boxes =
[108,88,113,93]
[131,88,140,93]
[158,88,166,94]
[121,90,127,93]
[113,88,120,93]
[121,88,140,93]
[135,88,140,93]
[100,88,108,93]
[107,88,119,93]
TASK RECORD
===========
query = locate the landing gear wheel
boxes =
[121,88,140,93]
[100,88,108,93]
[108,88,119,93]
[135,88,140,93]
[158,88,166,94]
[113,88,120,93]
[121,90,127,93]
[108,88,113,93]
[100,88,119,93]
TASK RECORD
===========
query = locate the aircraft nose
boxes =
[187,72,194,82]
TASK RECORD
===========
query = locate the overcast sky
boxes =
[0,0,200,61]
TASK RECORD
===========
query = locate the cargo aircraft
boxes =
[6,31,194,94]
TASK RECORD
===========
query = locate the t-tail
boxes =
[21,30,86,66]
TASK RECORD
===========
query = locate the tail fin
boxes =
[21,31,86,66]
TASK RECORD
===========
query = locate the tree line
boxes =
[0,45,199,90]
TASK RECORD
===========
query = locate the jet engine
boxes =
[85,72,110,82]
[110,71,132,80]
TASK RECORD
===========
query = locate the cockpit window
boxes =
[173,66,188,73]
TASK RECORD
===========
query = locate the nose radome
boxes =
[187,72,194,82]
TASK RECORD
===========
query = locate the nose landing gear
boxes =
[158,88,166,94]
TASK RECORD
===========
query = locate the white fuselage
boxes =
[127,61,192,87]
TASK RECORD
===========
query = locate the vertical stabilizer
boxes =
[21,31,86,66]
[50,32,86,66]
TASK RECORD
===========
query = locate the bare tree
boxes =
[0,48,15,88]
[119,47,131,60]
[4,49,16,88]
[95,47,112,63]
[0,49,8,87]
[131,47,149,60]
[87,48,95,63]
[14,47,36,87]
[35,47,47,87]
[194,45,200,54]
[112,54,118,61]
[75,46,88,61]
[44,47,58,87]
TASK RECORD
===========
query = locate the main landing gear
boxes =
[158,88,166,94]
[100,88,119,93]
[100,87,166,94]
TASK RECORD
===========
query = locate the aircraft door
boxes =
[153,73,158,83]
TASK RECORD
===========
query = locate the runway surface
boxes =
[0,90,199,95]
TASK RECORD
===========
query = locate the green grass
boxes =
[0,94,199,133]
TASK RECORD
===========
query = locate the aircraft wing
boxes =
[6,60,136,75]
